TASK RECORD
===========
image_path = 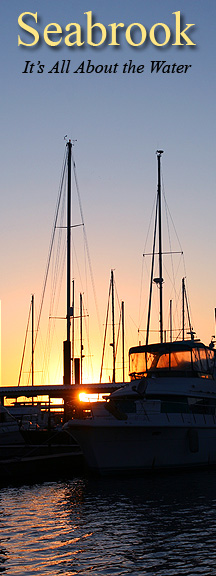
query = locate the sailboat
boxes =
[17,140,82,391]
[64,151,216,474]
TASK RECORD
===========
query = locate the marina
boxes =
[63,151,216,474]
[0,139,130,481]
[1,146,216,480]
[1,2,214,574]
[0,383,117,482]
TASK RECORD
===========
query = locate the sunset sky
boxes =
[0,1,215,387]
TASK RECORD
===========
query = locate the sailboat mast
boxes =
[157,150,164,343]
[71,279,75,384]
[170,299,173,342]
[31,294,34,387]
[80,292,83,385]
[122,301,125,382]
[67,140,72,343]
[146,199,158,346]
[63,140,72,385]
[182,277,185,340]
[111,270,116,383]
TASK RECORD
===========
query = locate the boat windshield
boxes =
[129,344,215,379]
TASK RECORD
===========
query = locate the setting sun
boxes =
[79,392,109,402]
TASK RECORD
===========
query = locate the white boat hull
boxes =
[68,418,216,474]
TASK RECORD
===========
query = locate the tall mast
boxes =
[67,140,72,343]
[170,299,173,342]
[182,277,185,340]
[122,301,125,382]
[72,279,75,384]
[146,199,158,346]
[63,140,72,385]
[184,278,193,339]
[80,292,83,385]
[31,294,34,386]
[157,150,164,343]
[111,270,116,383]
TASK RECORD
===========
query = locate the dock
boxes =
[0,383,122,419]
[0,383,126,482]
[0,382,121,402]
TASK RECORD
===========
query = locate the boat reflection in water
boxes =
[64,152,216,474]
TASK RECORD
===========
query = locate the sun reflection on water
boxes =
[2,472,216,575]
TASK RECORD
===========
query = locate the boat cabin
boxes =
[129,341,215,380]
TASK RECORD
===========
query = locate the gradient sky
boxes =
[0,1,215,386]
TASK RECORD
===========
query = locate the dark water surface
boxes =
[1,470,216,575]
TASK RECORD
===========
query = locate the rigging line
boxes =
[113,278,124,366]
[70,243,89,368]
[184,278,194,335]
[41,172,67,384]
[42,212,66,384]
[123,315,129,372]
[34,149,67,353]
[142,194,157,255]
[138,256,151,335]
[72,151,102,342]
[72,236,85,297]
[163,254,183,331]
[113,275,122,316]
[17,301,32,386]
[70,220,89,320]
[115,306,122,360]
[48,321,63,385]
[171,283,182,337]
[71,150,84,226]
[162,181,178,315]
[146,195,158,346]
[46,225,66,381]
[100,278,112,383]
[162,181,187,332]
[184,276,195,334]
[42,239,66,384]
[163,193,187,277]
[138,257,145,331]
[27,301,41,385]
[48,185,66,332]
[174,329,182,342]
[70,151,88,299]
[32,303,47,386]
[47,239,66,376]
[82,295,94,382]
[165,252,186,330]
[139,194,157,331]
[50,177,66,316]
[129,314,139,331]
[83,226,89,317]
[138,249,159,337]
[112,275,123,361]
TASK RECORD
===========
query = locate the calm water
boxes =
[1,470,216,575]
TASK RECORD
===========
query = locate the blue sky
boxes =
[0,1,215,385]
